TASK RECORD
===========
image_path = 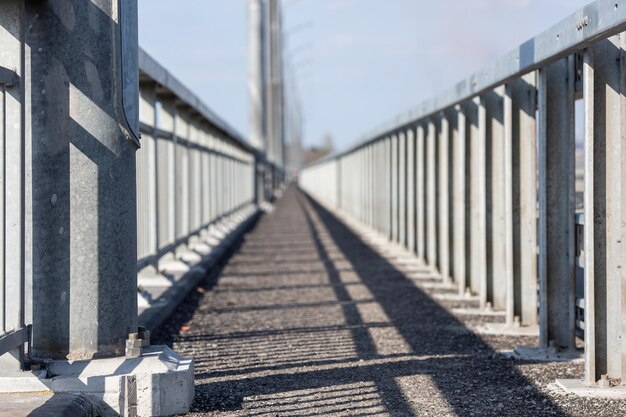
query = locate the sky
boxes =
[138,0,590,151]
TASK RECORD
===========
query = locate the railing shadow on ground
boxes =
[151,230,254,348]
[172,188,571,416]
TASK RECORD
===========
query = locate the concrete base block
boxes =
[432,293,480,302]
[191,242,213,256]
[178,250,203,265]
[418,282,458,291]
[0,346,194,417]
[452,307,506,317]
[503,346,583,362]
[159,259,191,275]
[406,271,441,281]
[555,379,626,398]
[474,323,539,336]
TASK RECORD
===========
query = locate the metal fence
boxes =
[0,40,282,370]
[300,0,626,387]
[136,50,257,272]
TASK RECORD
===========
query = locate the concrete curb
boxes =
[138,207,263,333]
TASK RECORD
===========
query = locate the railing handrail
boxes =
[308,0,626,168]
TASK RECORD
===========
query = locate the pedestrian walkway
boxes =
[155,187,624,417]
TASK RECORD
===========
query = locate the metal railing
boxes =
[300,0,626,387]
[136,50,257,272]
[0,42,284,370]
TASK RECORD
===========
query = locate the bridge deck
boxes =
[155,187,621,417]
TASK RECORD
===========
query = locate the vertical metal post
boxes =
[503,85,516,326]
[453,105,466,295]
[438,114,450,283]
[391,135,399,242]
[470,97,487,306]
[399,132,407,247]
[485,87,507,310]
[21,0,139,360]
[416,125,426,261]
[583,48,597,386]
[383,137,393,239]
[509,73,539,327]
[407,129,416,253]
[584,35,626,384]
[175,108,190,242]
[138,83,158,267]
[426,120,437,268]
[537,56,576,351]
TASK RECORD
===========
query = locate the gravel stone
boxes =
[153,187,626,416]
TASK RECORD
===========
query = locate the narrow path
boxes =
[156,186,625,417]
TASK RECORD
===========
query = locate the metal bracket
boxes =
[0,326,31,357]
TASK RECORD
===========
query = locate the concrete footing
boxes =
[452,307,506,316]
[556,379,626,399]
[432,293,480,302]
[474,323,539,336]
[0,346,193,417]
[503,346,583,362]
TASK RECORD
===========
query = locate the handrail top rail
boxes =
[138,48,255,154]
[306,0,626,168]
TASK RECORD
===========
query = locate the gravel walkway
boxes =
[155,186,626,416]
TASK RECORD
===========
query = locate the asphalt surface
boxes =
[154,186,626,416]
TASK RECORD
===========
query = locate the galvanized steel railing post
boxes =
[426,121,437,268]
[452,105,466,295]
[14,0,140,361]
[407,129,416,253]
[583,34,626,385]
[537,56,576,351]
[438,114,450,283]
[391,135,399,243]
[416,125,426,261]
[509,73,539,327]
[159,96,178,249]
[467,97,487,303]
[486,87,507,310]
[399,132,407,247]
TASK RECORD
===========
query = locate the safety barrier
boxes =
[300,0,626,386]
[0,33,282,370]
[136,50,257,272]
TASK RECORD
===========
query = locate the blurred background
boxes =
[139,0,589,167]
